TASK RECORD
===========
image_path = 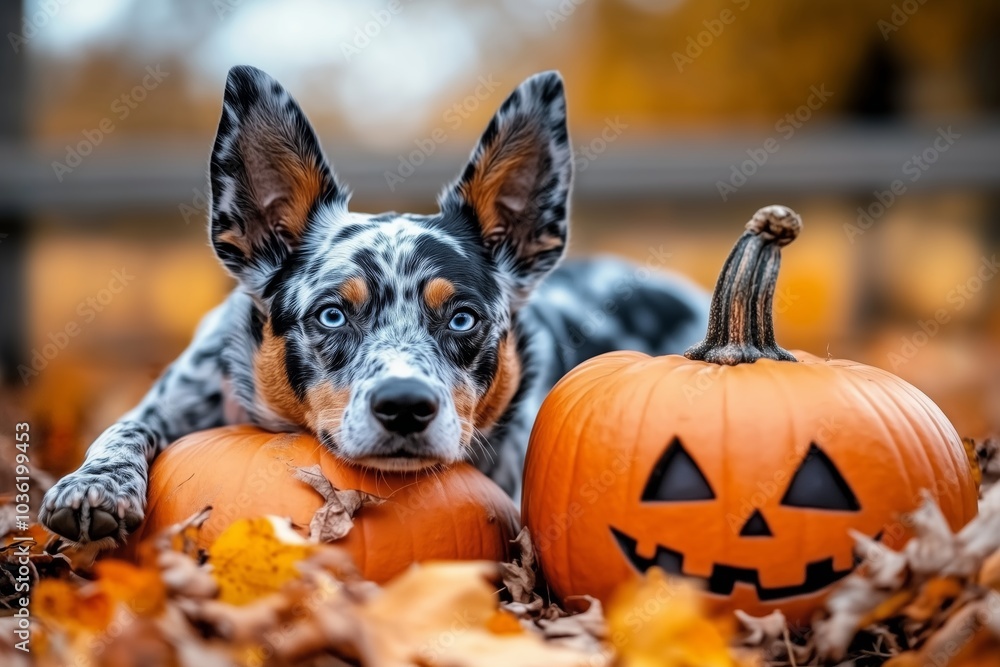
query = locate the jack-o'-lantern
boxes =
[522,206,979,623]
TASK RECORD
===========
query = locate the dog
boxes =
[40,66,708,548]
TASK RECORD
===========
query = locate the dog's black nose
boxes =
[370,378,439,435]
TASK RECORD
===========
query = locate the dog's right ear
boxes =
[439,71,572,305]
[209,66,344,294]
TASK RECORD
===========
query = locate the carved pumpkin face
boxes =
[610,432,880,618]
[522,207,979,623]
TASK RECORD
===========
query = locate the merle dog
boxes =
[40,66,707,548]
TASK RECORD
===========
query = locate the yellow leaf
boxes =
[208,516,316,605]
[607,568,741,667]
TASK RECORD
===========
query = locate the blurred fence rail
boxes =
[2,121,999,218]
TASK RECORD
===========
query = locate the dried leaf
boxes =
[538,596,607,653]
[735,610,787,646]
[501,596,545,619]
[499,526,537,604]
[93,559,166,616]
[901,576,964,623]
[815,573,896,661]
[0,618,33,667]
[208,516,315,605]
[861,589,915,626]
[985,590,1000,637]
[1,529,70,610]
[91,609,179,667]
[884,652,923,667]
[32,578,114,636]
[362,561,597,667]
[978,549,1000,590]
[852,528,909,589]
[818,484,1000,664]
[167,505,213,552]
[952,483,1000,576]
[918,595,1000,665]
[158,549,218,599]
[975,436,1000,493]
[964,437,984,489]
[182,594,293,643]
[274,590,373,665]
[293,465,384,542]
[130,505,213,565]
[427,630,603,667]
[904,490,958,576]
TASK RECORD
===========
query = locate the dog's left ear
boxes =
[209,65,345,295]
[440,71,572,300]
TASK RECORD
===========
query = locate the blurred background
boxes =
[0,0,998,475]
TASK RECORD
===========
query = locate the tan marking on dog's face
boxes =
[452,386,476,446]
[256,321,350,436]
[304,382,351,436]
[424,277,456,310]
[474,334,522,431]
[254,322,306,424]
[339,276,369,307]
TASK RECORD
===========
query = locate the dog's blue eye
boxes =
[448,310,477,332]
[318,307,347,329]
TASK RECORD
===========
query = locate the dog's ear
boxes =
[209,65,344,294]
[440,71,572,301]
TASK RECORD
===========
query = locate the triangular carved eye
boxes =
[642,437,715,501]
[781,443,860,511]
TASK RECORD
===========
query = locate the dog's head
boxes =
[208,66,572,471]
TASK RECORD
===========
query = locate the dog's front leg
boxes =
[39,304,230,548]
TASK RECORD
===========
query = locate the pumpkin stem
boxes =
[684,205,801,365]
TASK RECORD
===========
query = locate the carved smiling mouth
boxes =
[610,527,879,601]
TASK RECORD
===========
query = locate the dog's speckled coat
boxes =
[40,66,707,548]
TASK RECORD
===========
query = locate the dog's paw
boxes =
[39,469,144,546]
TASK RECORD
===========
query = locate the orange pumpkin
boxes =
[120,426,520,581]
[522,206,979,623]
